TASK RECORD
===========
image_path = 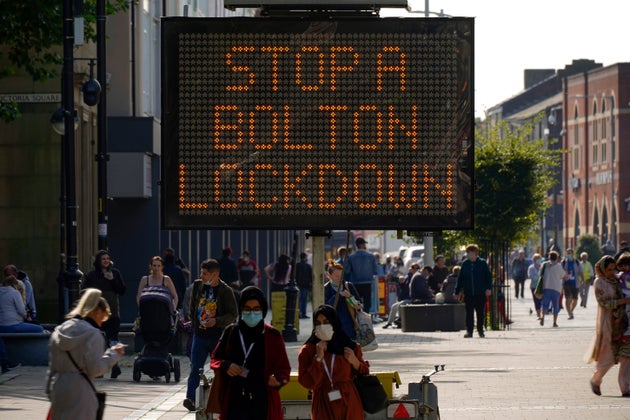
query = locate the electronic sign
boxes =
[161,17,474,229]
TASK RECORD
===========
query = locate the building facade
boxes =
[563,63,630,250]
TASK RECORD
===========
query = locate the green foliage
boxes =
[473,118,561,244]
[0,0,128,123]
[437,116,563,253]
[576,234,602,265]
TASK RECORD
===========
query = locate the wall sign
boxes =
[162,17,474,229]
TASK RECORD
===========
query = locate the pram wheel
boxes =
[173,358,181,382]
[165,370,171,383]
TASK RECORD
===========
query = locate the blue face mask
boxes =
[241,311,263,327]
[567,255,573,261]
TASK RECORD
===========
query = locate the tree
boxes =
[0,0,128,122]
[576,234,602,265]
[437,116,563,252]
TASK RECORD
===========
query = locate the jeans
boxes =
[299,288,310,317]
[0,323,44,333]
[186,333,220,401]
[541,289,560,315]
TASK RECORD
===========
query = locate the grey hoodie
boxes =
[0,285,26,326]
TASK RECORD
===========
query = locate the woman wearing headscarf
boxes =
[298,304,369,420]
[209,286,290,419]
[46,289,126,419]
[586,255,630,396]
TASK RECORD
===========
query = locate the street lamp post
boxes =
[96,0,109,250]
[61,0,83,311]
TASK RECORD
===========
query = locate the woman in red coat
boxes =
[209,286,290,420]
[298,304,370,420]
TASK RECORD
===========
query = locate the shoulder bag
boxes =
[353,373,388,414]
[534,263,546,299]
[66,351,106,420]
[206,325,236,414]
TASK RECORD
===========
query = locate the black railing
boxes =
[479,241,511,331]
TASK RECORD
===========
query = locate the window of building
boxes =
[592,102,600,141]
[572,105,580,170]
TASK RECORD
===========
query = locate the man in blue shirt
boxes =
[344,237,378,313]
[561,248,582,320]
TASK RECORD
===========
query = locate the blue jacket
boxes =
[455,257,493,296]
[343,250,378,284]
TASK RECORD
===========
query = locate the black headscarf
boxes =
[305,304,356,355]
[238,286,267,339]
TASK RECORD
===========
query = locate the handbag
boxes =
[66,351,106,420]
[353,374,388,414]
[355,310,378,352]
[205,326,235,414]
[534,263,546,299]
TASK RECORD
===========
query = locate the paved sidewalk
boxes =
[2,287,630,419]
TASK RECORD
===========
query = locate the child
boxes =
[616,252,630,337]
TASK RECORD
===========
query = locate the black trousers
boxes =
[101,315,120,342]
[464,294,486,335]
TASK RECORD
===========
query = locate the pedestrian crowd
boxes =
[7,234,630,419]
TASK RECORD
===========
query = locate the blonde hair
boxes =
[327,259,343,274]
[67,288,111,318]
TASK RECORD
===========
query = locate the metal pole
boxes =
[62,0,83,309]
[610,98,615,247]
[96,0,108,250]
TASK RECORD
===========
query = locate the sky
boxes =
[381,0,630,119]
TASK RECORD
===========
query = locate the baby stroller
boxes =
[133,286,181,383]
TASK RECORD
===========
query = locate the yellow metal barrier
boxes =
[279,371,401,400]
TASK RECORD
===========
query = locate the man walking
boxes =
[561,248,582,319]
[344,237,378,314]
[511,250,529,299]
[455,244,493,338]
[295,252,313,319]
[183,259,238,411]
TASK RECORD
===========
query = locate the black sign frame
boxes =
[161,17,474,230]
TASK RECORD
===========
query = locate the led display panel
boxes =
[161,17,474,229]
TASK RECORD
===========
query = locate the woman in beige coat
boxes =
[46,289,125,419]
[587,256,630,396]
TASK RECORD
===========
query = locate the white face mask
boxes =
[315,324,334,341]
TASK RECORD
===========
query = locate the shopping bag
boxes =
[355,310,378,351]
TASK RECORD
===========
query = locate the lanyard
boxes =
[322,354,336,388]
[239,331,255,365]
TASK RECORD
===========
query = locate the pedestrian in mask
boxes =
[208,286,290,419]
[298,305,370,420]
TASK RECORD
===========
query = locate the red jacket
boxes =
[210,323,291,420]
